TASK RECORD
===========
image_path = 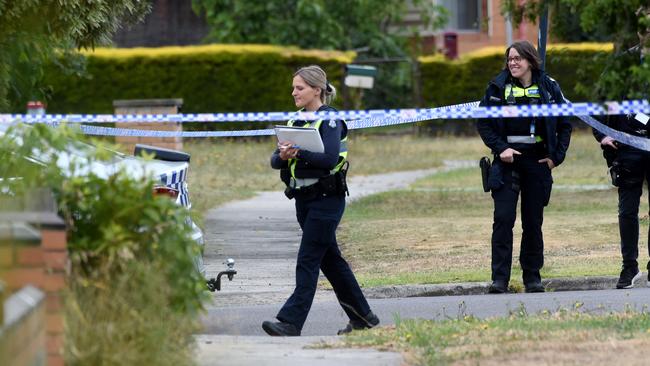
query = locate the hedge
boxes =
[419,43,614,107]
[41,43,613,119]
[43,44,355,114]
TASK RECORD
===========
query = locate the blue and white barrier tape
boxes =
[6,99,650,151]
[69,100,649,138]
[3,101,482,124]
[2,100,646,124]
[79,125,276,137]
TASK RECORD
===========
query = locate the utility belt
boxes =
[507,135,538,144]
[284,162,349,200]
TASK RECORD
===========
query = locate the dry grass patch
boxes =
[342,311,650,365]
[456,338,650,366]
[341,188,627,286]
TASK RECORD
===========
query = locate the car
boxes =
[0,122,235,292]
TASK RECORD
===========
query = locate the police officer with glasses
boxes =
[262,65,379,337]
[477,41,572,294]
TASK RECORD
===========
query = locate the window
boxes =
[439,0,482,31]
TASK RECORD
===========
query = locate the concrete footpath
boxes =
[197,161,622,366]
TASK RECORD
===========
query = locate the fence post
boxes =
[113,98,184,153]
[0,188,68,366]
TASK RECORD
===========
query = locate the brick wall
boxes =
[112,0,209,48]
[1,215,68,366]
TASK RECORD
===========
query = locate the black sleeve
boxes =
[296,119,343,170]
[270,148,288,169]
[476,84,509,155]
[549,81,572,166]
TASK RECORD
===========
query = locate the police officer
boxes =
[477,41,572,294]
[262,65,379,336]
[593,112,650,289]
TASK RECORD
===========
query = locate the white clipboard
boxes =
[274,125,324,153]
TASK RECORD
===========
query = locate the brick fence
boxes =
[0,193,68,366]
[114,98,184,153]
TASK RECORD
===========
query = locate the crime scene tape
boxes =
[1,101,480,124]
[1,100,647,124]
[2,100,649,151]
[576,113,650,151]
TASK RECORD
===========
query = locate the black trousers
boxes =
[615,148,650,270]
[277,194,370,331]
[490,155,553,282]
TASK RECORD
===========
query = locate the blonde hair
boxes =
[294,65,336,104]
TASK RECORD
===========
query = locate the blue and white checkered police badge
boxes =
[328,119,336,128]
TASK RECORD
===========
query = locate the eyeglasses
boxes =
[507,56,523,64]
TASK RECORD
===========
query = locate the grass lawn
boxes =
[182,133,489,214]
[340,309,650,365]
[182,131,648,285]
[338,131,648,287]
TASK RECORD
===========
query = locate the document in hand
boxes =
[274,125,324,153]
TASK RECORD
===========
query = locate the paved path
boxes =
[202,163,472,307]
[198,163,474,366]
[203,287,650,336]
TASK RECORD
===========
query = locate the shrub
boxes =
[43,44,354,115]
[420,43,614,106]
[0,123,206,364]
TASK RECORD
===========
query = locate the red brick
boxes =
[46,293,63,312]
[43,272,66,292]
[46,313,64,333]
[44,250,68,271]
[115,136,140,144]
[46,333,64,355]
[47,354,65,366]
[4,267,46,289]
[41,230,67,250]
[17,246,44,266]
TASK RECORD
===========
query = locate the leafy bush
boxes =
[42,44,354,115]
[420,43,614,106]
[0,123,206,364]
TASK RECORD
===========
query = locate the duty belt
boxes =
[507,135,537,144]
[290,177,319,189]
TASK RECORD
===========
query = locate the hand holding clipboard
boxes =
[274,125,324,153]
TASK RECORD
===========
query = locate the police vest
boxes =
[286,118,348,179]
[504,83,541,103]
[504,83,543,143]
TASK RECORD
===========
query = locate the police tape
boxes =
[1,99,647,124]
[573,112,650,151]
[71,99,648,139]
[5,100,650,152]
[3,101,481,124]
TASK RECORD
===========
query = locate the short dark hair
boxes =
[504,41,541,71]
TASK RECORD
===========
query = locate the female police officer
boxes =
[477,41,572,294]
[262,65,379,336]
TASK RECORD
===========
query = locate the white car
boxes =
[1,123,235,291]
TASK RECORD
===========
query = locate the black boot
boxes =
[337,311,380,335]
[488,280,508,294]
[262,320,300,336]
[523,270,545,293]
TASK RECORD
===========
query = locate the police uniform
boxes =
[593,113,650,287]
[269,104,375,334]
[477,69,572,291]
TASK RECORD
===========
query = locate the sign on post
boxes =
[344,64,377,89]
